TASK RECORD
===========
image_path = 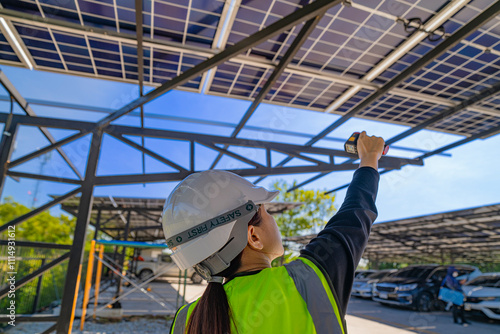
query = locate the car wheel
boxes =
[417,292,433,312]
[191,273,203,284]
[139,269,154,281]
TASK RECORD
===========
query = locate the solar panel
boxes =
[0,0,499,139]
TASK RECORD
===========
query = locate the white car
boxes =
[352,269,396,298]
[463,273,500,320]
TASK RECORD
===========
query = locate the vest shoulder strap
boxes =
[170,302,193,334]
[285,259,345,334]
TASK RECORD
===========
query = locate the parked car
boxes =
[352,269,396,298]
[135,253,203,284]
[373,264,481,312]
[463,273,500,320]
[354,270,377,279]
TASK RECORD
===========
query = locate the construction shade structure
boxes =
[0,0,500,333]
[285,202,500,269]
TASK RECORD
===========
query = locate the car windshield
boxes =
[465,276,500,287]
[356,272,374,279]
[367,271,390,279]
[393,267,434,279]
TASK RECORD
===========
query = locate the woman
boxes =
[163,132,385,334]
[442,266,470,326]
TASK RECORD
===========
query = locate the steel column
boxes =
[135,0,146,177]
[55,130,103,334]
[93,209,102,240]
[115,210,132,300]
[32,259,45,314]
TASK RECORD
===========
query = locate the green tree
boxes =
[0,197,79,317]
[271,180,337,263]
[0,197,75,244]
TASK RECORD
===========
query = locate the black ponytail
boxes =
[186,207,263,334]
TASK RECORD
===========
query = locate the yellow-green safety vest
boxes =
[170,257,346,334]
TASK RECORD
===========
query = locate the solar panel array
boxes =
[1,0,500,138]
[285,203,500,264]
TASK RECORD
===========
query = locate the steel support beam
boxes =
[56,131,102,334]
[0,240,72,250]
[9,132,85,168]
[292,79,500,192]
[255,0,500,186]
[0,252,70,299]
[0,120,18,198]
[94,157,418,185]
[0,113,422,186]
[0,97,453,157]
[308,0,500,144]
[0,187,81,233]
[325,121,500,195]
[0,315,59,323]
[210,13,325,169]
[5,171,83,185]
[95,0,342,128]
[0,113,96,130]
[386,80,500,145]
[108,133,188,172]
[0,70,83,180]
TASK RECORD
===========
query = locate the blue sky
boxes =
[1,65,500,225]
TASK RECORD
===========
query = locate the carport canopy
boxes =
[285,203,500,264]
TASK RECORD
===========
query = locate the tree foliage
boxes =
[0,197,76,244]
[271,180,337,238]
[0,197,78,317]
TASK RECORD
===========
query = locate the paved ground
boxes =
[347,296,500,334]
[89,277,206,316]
[7,282,500,333]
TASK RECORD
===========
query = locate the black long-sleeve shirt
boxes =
[300,166,380,317]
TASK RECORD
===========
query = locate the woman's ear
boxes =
[247,225,264,251]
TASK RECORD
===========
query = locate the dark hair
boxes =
[187,207,263,334]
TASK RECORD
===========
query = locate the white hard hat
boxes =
[161,170,278,274]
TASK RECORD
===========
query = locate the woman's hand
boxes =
[357,131,385,170]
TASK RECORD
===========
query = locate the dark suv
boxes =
[373,264,481,312]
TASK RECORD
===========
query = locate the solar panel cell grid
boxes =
[0,0,499,139]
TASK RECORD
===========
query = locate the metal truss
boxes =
[0,113,423,186]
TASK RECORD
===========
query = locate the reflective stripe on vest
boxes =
[285,259,344,334]
[171,303,190,334]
